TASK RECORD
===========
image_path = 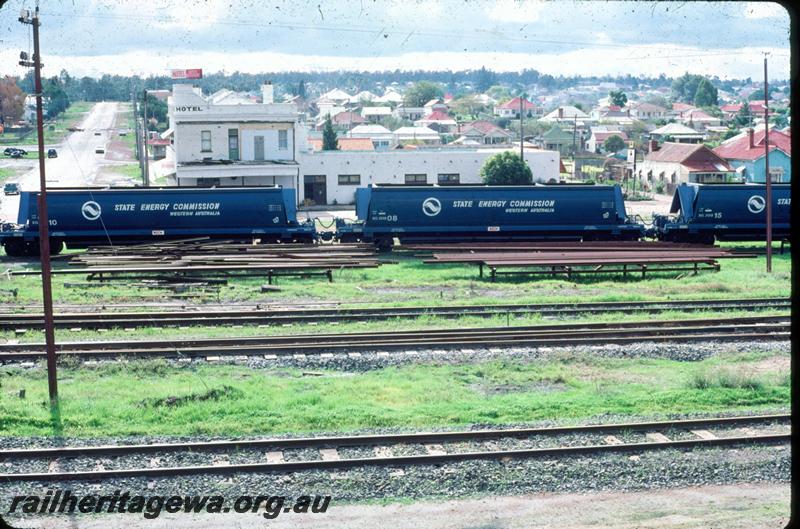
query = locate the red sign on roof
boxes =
[171,69,203,80]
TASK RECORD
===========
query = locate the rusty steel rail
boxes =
[0,316,790,360]
[0,297,789,331]
[0,414,789,482]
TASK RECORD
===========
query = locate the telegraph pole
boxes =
[142,91,150,186]
[19,6,58,404]
[519,93,524,163]
[764,54,772,272]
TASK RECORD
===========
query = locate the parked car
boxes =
[4,147,27,157]
[3,182,20,195]
[47,148,58,158]
[94,131,102,136]
[95,146,105,154]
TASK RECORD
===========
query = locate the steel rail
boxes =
[0,432,789,482]
[0,298,790,330]
[0,330,790,361]
[1,414,788,459]
[0,316,789,353]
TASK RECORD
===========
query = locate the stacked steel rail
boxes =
[421,245,755,280]
[0,316,789,361]
[13,241,382,284]
[0,297,789,331]
[0,414,789,481]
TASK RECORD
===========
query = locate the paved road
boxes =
[0,102,122,222]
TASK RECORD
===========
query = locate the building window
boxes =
[201,130,212,152]
[228,129,239,160]
[338,174,361,185]
[769,167,784,182]
[278,129,288,150]
[405,173,427,185]
[437,173,460,185]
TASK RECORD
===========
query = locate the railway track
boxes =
[0,414,789,482]
[0,315,790,361]
[0,297,789,331]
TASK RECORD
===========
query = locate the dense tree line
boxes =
[11,68,785,106]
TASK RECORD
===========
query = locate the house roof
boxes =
[461,120,511,136]
[629,102,666,113]
[332,111,365,124]
[424,98,445,107]
[671,102,695,112]
[645,142,733,172]
[650,123,703,136]
[307,138,375,151]
[417,110,455,122]
[393,126,440,138]
[592,131,628,141]
[498,97,537,110]
[321,88,352,101]
[541,106,590,120]
[541,127,574,141]
[682,109,718,121]
[349,124,393,135]
[713,128,791,161]
[361,106,392,116]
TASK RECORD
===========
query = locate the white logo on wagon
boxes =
[422,197,442,217]
[747,195,766,214]
[81,201,102,221]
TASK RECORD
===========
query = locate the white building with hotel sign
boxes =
[169,82,301,189]
[167,84,561,206]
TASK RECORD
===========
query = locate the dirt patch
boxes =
[138,385,241,408]
[105,139,134,161]
[471,380,569,395]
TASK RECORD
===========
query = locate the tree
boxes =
[672,73,705,103]
[0,76,26,124]
[608,89,627,107]
[693,78,718,107]
[733,101,753,127]
[298,80,306,99]
[403,81,443,107]
[322,114,338,150]
[142,93,168,131]
[42,77,69,118]
[480,151,532,185]
[474,67,497,93]
[603,134,627,153]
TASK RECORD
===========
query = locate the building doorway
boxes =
[304,175,327,205]
[254,136,265,161]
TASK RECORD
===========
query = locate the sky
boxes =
[0,0,792,80]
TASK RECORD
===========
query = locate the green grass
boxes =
[0,167,27,184]
[0,243,791,308]
[0,349,788,437]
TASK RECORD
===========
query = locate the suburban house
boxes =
[348,90,378,104]
[319,88,352,105]
[392,126,441,145]
[649,123,704,144]
[680,108,722,130]
[713,127,791,183]
[670,102,696,118]
[317,111,365,131]
[586,128,628,153]
[168,82,300,188]
[627,101,667,120]
[423,98,449,116]
[373,89,404,105]
[534,126,577,155]
[344,124,395,150]
[590,105,640,127]
[393,105,425,121]
[639,141,735,193]
[361,106,393,123]
[457,120,512,145]
[719,101,768,121]
[493,97,540,118]
[414,110,458,133]
[540,105,591,125]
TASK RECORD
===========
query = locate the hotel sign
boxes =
[171,69,203,80]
